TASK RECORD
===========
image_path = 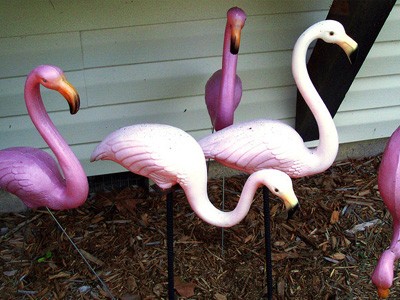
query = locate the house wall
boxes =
[0,0,399,176]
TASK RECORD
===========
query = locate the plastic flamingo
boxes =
[372,126,400,299]
[199,20,358,190]
[90,123,298,227]
[205,7,246,131]
[0,65,88,210]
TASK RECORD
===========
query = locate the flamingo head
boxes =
[32,65,80,114]
[257,169,300,218]
[227,7,246,55]
[312,20,358,64]
[372,250,396,299]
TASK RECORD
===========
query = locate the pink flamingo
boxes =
[372,126,400,299]
[205,7,246,131]
[0,65,88,210]
[90,123,298,227]
[199,20,358,183]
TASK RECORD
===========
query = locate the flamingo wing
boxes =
[0,147,65,208]
[205,70,222,126]
[199,119,308,177]
[205,70,242,130]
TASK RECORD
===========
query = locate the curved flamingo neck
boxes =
[24,73,88,208]
[182,170,269,228]
[214,22,239,130]
[292,28,339,172]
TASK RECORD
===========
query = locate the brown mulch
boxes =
[0,155,398,299]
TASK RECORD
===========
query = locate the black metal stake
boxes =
[263,187,273,300]
[166,191,175,300]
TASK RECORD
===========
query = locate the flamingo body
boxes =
[200,119,311,177]
[372,126,400,298]
[205,7,246,131]
[205,70,242,129]
[91,124,299,227]
[199,20,358,181]
[91,123,207,191]
[0,65,88,210]
[0,147,65,208]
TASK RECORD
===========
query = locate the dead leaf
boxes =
[174,276,196,298]
[141,213,150,226]
[215,292,227,300]
[330,210,340,224]
[80,249,104,266]
[331,253,346,260]
[244,235,253,243]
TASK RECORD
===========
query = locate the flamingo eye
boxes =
[42,78,48,83]
[274,188,279,193]
[329,31,334,36]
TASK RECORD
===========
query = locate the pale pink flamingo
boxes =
[90,123,298,227]
[199,20,358,184]
[0,65,88,210]
[205,6,246,131]
[372,126,400,299]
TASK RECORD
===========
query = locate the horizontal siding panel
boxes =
[234,0,331,15]
[375,5,400,42]
[0,84,296,151]
[335,106,400,143]
[340,74,400,112]
[84,50,294,107]
[0,71,87,118]
[81,10,326,69]
[81,19,225,68]
[357,41,400,78]
[0,33,83,78]
[0,1,228,38]
[0,1,334,38]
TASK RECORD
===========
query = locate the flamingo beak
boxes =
[230,24,243,55]
[337,34,358,64]
[58,75,80,115]
[282,193,300,219]
[377,287,390,299]
[287,202,300,220]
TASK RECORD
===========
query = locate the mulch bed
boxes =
[0,154,398,299]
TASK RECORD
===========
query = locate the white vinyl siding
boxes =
[0,0,399,176]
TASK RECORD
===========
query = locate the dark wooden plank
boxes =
[295,0,396,142]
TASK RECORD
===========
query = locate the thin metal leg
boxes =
[263,187,273,300]
[166,192,175,300]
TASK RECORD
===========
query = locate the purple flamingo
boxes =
[372,126,400,299]
[205,7,246,131]
[0,65,88,210]
[90,123,298,227]
[199,20,357,185]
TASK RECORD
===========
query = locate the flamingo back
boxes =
[199,119,310,177]
[91,124,207,190]
[0,147,65,208]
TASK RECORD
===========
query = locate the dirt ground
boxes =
[0,154,398,299]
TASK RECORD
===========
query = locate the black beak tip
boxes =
[230,44,239,55]
[69,96,80,115]
[287,203,300,220]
